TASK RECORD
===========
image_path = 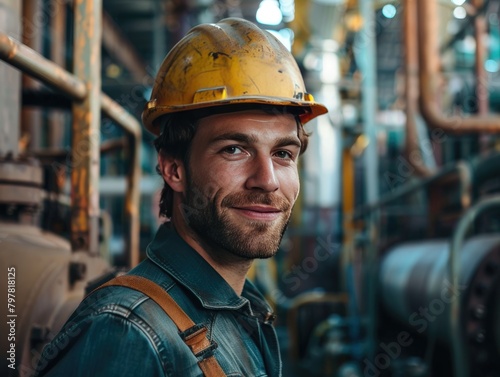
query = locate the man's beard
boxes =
[183,179,292,260]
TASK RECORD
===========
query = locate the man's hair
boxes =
[154,106,310,219]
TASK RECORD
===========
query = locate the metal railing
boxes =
[0,19,141,267]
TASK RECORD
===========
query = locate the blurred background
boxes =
[1,0,500,376]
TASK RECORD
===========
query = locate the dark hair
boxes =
[154,106,310,219]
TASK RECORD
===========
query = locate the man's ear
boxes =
[158,153,186,193]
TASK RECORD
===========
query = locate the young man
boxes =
[35,18,327,377]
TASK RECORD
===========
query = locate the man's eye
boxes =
[222,146,243,155]
[275,150,293,159]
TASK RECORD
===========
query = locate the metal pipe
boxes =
[32,138,128,160]
[359,0,379,204]
[22,0,44,151]
[449,195,500,377]
[473,0,489,116]
[353,160,472,219]
[0,32,87,101]
[49,0,68,148]
[101,94,142,138]
[418,0,500,133]
[71,0,102,254]
[0,31,141,267]
[101,94,141,267]
[404,0,433,176]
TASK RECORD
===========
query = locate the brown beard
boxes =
[182,180,292,260]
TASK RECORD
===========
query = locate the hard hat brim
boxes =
[143,96,328,136]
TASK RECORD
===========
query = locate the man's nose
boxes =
[245,155,279,192]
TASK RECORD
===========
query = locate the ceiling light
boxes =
[453,7,467,19]
[256,0,283,26]
[381,4,397,19]
[485,59,499,73]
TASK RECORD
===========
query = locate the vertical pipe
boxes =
[359,0,379,205]
[359,0,379,364]
[473,0,488,116]
[21,0,43,151]
[125,132,141,267]
[404,0,433,176]
[153,0,166,71]
[473,0,490,154]
[71,0,102,254]
[0,0,21,157]
[49,0,67,148]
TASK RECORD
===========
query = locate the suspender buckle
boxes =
[180,324,219,359]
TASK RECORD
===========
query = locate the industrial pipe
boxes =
[403,0,434,177]
[353,160,472,220]
[0,31,141,267]
[0,33,87,101]
[417,0,500,133]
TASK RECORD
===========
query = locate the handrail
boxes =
[449,195,500,377]
[0,31,141,267]
[0,33,87,101]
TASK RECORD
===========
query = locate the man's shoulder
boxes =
[73,259,174,315]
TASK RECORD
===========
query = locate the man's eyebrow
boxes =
[210,132,302,149]
[210,132,258,144]
[274,136,302,149]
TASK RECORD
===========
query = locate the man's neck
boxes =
[171,218,252,296]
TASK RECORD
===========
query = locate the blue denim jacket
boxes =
[35,224,281,377]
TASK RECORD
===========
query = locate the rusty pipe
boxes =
[0,31,141,267]
[0,32,87,101]
[404,0,434,176]
[417,0,500,133]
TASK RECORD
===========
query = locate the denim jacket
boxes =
[35,224,281,377]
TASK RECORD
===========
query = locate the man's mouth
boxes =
[231,205,283,221]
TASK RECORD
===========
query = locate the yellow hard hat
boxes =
[142,17,328,135]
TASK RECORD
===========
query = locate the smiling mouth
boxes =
[232,206,283,221]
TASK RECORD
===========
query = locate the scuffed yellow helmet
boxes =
[142,18,327,135]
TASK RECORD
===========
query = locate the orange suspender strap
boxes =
[95,275,226,377]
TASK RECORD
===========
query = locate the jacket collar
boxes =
[146,223,273,317]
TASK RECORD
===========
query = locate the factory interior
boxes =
[1,0,500,376]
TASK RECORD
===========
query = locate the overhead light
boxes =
[256,0,283,26]
[485,59,499,73]
[452,0,466,5]
[453,6,467,19]
[381,4,397,19]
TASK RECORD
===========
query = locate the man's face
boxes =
[182,110,301,261]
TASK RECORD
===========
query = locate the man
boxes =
[35,18,327,377]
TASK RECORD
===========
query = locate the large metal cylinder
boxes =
[380,235,500,370]
[0,222,109,376]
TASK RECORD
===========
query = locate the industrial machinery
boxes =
[2,0,500,377]
[282,1,500,377]
[0,1,141,376]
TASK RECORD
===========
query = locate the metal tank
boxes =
[379,235,500,375]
